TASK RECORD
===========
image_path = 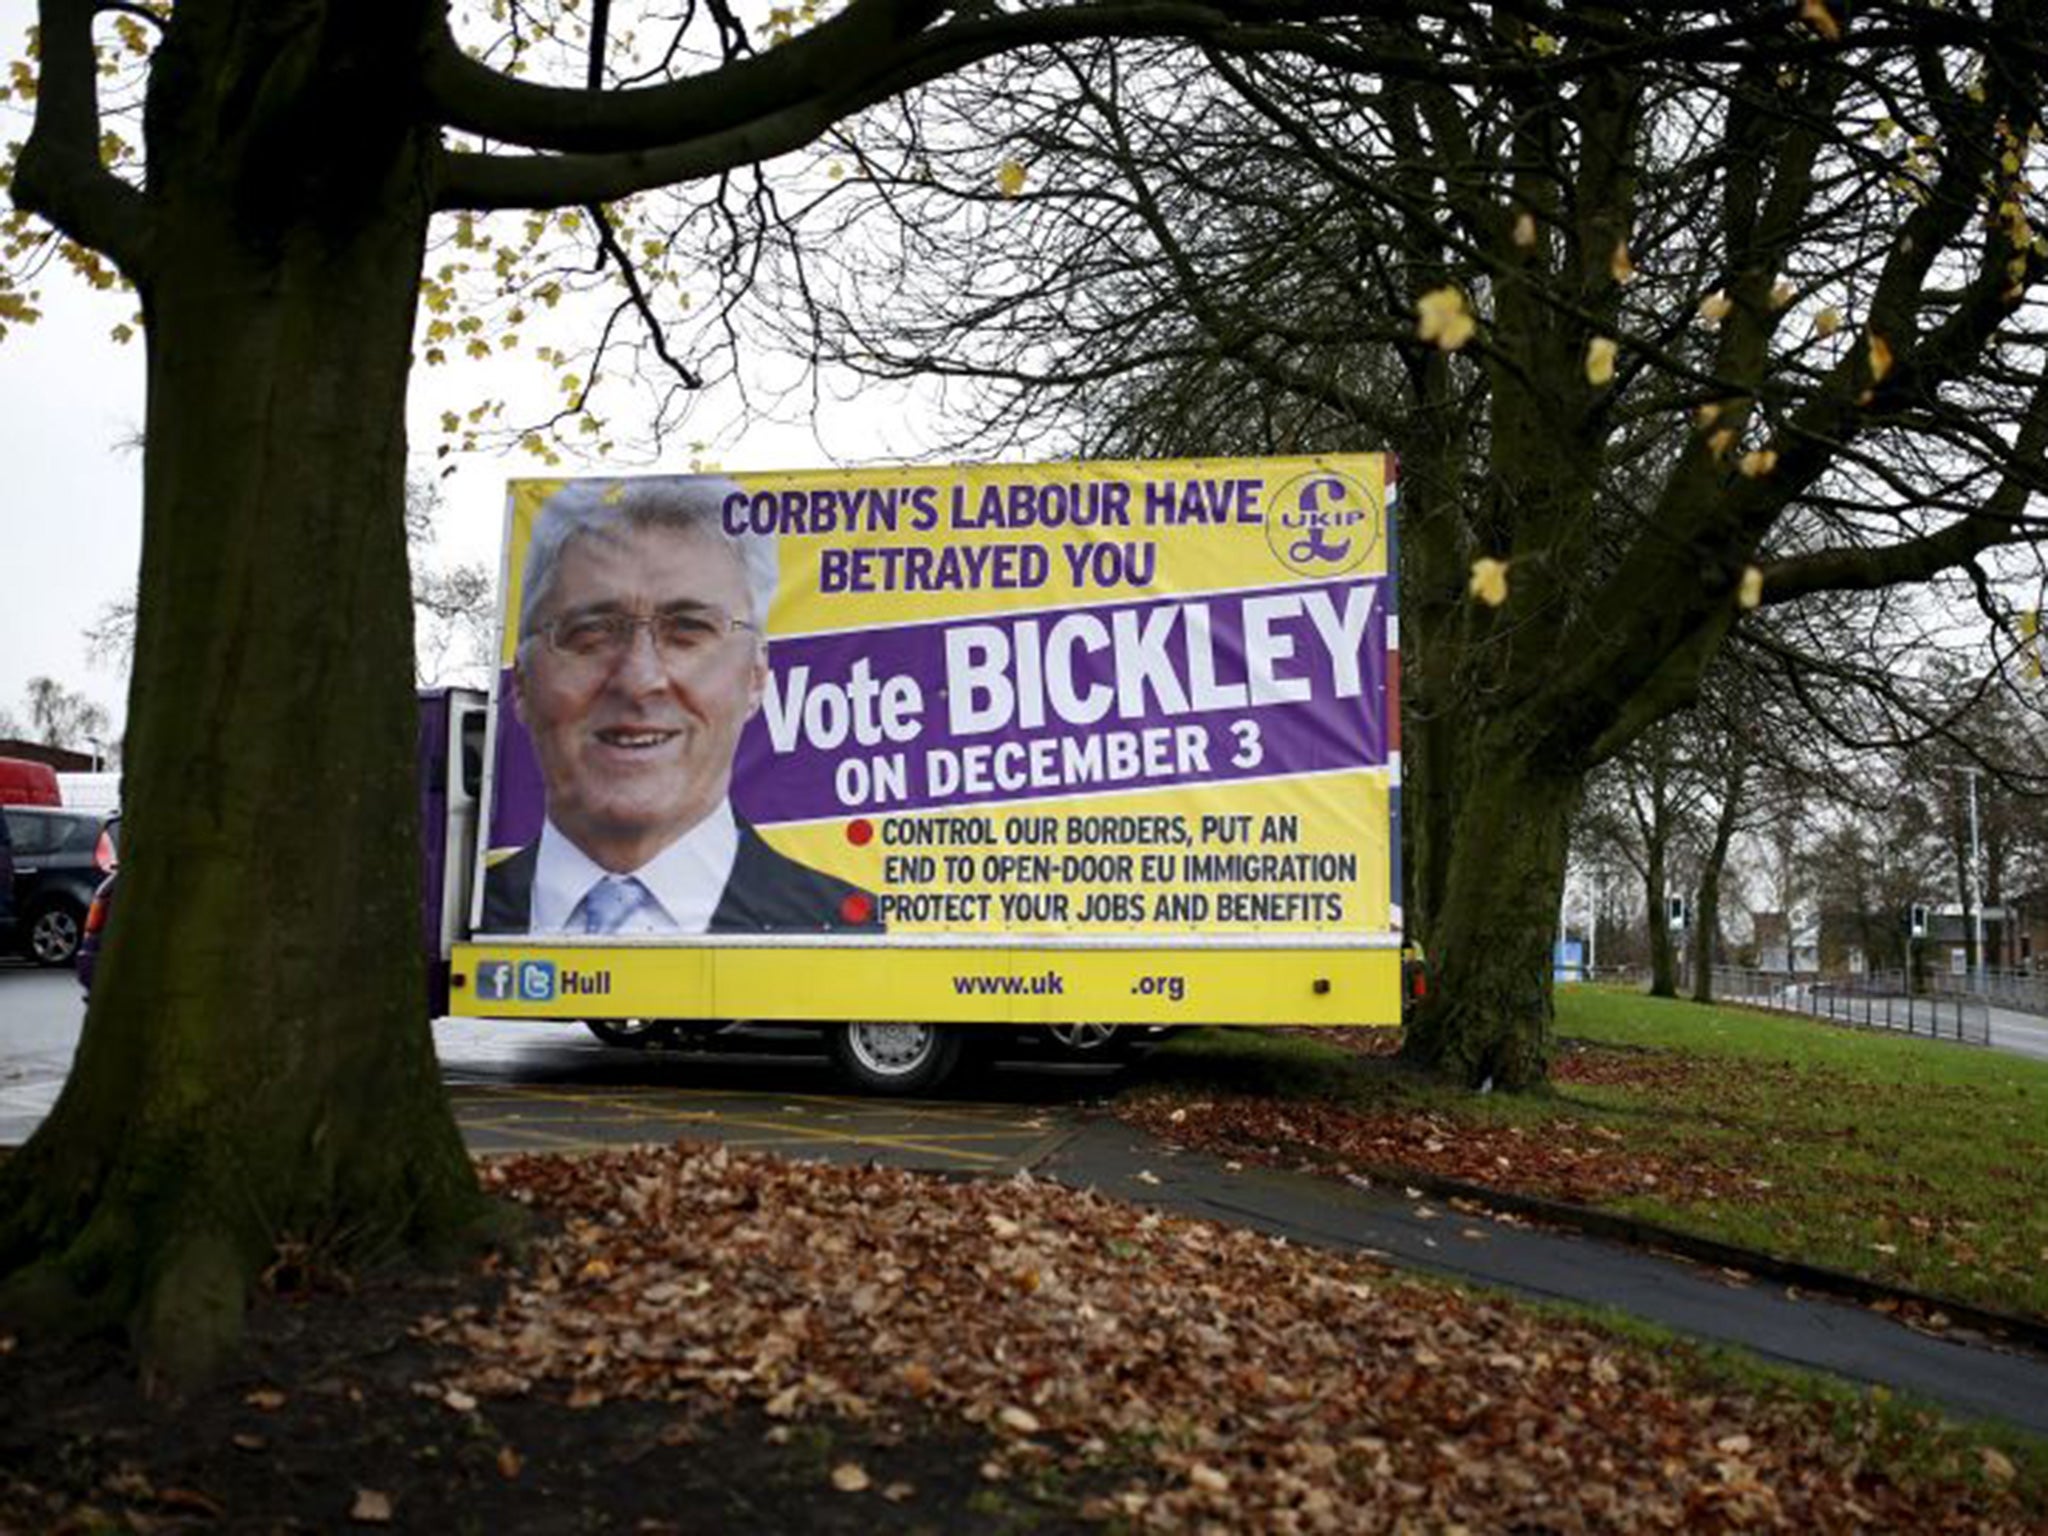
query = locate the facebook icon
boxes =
[476,961,516,1003]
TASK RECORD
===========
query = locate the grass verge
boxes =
[1122,987,2048,1319]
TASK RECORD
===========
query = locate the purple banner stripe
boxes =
[489,579,1388,844]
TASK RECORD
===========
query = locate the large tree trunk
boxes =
[1401,755,1579,1089]
[0,3,491,1381]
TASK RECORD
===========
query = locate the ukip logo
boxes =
[1266,470,1378,578]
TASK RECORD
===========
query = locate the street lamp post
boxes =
[1957,766,1986,996]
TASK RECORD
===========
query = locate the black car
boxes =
[0,806,118,967]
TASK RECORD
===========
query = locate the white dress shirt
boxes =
[528,802,742,936]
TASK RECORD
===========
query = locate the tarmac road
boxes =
[0,965,87,1144]
[1989,1003,2048,1062]
[0,965,1128,1160]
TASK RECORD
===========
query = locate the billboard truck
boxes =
[432,454,1403,1092]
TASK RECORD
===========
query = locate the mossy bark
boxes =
[0,0,492,1384]
[1400,752,1580,1090]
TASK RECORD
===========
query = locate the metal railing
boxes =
[1923,967,2048,1019]
[1709,966,1989,1046]
[1856,967,2048,1020]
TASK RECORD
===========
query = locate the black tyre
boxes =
[828,1022,963,1095]
[27,900,83,968]
[584,1018,679,1049]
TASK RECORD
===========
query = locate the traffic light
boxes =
[1909,903,1929,939]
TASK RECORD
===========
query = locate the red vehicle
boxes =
[0,758,61,808]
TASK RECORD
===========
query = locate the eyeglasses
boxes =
[537,606,759,662]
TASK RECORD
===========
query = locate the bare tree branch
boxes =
[11,0,153,275]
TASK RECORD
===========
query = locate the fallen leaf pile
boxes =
[1551,1045,1719,1094]
[423,1143,2031,1531]
[1120,1092,1739,1207]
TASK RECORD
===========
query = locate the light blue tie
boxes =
[581,875,648,935]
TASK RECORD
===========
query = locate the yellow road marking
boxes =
[452,1089,1056,1138]
[460,1119,610,1151]
[454,1105,1021,1166]
[450,1085,1055,1133]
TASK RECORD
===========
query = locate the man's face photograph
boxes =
[514,522,768,872]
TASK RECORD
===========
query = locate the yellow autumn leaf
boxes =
[1737,566,1764,609]
[1868,332,1894,381]
[440,410,459,433]
[1416,286,1477,351]
[1609,243,1635,284]
[1699,291,1733,322]
[1800,0,1841,41]
[1740,448,1778,478]
[1983,1448,2017,1484]
[1769,280,1793,309]
[1529,31,1559,56]
[1696,401,1723,428]
[1708,427,1737,456]
[1585,336,1618,386]
[996,161,1028,197]
[1814,307,1842,337]
[351,1489,394,1524]
[1512,210,1538,248]
[1469,557,1510,607]
[831,1464,872,1493]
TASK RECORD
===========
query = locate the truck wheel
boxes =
[28,901,83,967]
[829,1022,962,1095]
[584,1018,678,1049]
[1046,1023,1130,1058]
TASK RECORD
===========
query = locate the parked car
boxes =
[76,870,115,993]
[0,804,13,936]
[0,806,117,966]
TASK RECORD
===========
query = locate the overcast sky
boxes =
[0,262,142,738]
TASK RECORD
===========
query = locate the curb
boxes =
[1327,1157,2048,1357]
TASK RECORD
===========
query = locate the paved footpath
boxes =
[1027,1114,2048,1438]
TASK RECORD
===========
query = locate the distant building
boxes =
[1753,909,1820,975]
[1923,904,2015,976]
[0,739,96,772]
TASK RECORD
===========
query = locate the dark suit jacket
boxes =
[481,821,883,935]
